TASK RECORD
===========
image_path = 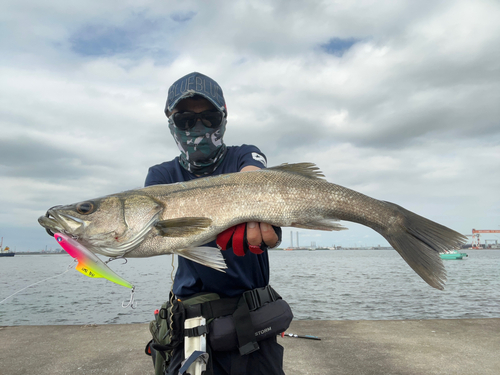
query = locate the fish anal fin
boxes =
[177,246,227,273]
[155,217,212,237]
[291,219,347,231]
[268,163,326,180]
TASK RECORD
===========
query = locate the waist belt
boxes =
[183,285,282,356]
[183,285,281,320]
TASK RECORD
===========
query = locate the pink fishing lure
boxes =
[54,233,134,289]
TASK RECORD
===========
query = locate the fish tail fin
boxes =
[177,247,227,272]
[380,201,467,290]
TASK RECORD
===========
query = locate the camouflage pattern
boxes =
[168,117,228,175]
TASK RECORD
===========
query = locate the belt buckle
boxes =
[243,286,275,311]
[243,289,259,311]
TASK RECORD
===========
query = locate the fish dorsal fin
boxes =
[268,163,325,180]
[155,217,212,237]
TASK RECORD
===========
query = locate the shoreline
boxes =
[8,247,499,255]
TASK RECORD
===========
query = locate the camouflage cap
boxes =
[165,72,227,116]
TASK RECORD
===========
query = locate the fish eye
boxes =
[76,201,95,215]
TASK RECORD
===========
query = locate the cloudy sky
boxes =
[1,0,499,252]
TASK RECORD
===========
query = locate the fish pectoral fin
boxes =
[155,217,213,237]
[177,247,227,273]
[292,218,348,231]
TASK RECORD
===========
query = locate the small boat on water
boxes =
[0,248,15,257]
[439,250,468,260]
[0,237,15,257]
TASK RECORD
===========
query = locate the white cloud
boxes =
[0,0,499,251]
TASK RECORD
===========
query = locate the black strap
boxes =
[178,351,209,375]
[243,286,281,311]
[151,342,176,352]
[185,324,208,337]
[184,286,281,319]
[233,297,259,355]
[184,296,239,320]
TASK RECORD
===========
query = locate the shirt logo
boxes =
[252,152,267,167]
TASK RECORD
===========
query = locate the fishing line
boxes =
[0,261,76,305]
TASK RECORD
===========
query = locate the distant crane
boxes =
[471,229,500,249]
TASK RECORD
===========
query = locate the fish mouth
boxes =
[38,206,160,258]
[38,206,86,238]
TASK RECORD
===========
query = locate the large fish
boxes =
[38,163,466,290]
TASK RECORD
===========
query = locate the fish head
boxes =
[38,192,162,256]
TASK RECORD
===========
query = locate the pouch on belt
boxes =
[208,298,293,352]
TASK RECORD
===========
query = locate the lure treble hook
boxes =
[122,287,137,309]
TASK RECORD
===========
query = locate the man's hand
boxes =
[216,222,281,256]
[247,222,280,249]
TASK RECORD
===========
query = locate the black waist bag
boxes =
[208,299,293,352]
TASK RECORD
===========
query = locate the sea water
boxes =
[0,250,498,325]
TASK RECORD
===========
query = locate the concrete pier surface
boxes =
[1,319,499,375]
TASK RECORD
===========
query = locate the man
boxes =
[145,72,285,375]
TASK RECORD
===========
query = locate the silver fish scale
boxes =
[140,165,464,289]
[145,167,399,235]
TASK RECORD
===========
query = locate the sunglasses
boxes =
[172,110,223,131]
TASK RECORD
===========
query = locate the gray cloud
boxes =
[0,135,121,180]
[1,0,499,251]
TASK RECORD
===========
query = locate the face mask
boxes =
[168,117,228,175]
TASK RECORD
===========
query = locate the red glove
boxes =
[216,223,264,256]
